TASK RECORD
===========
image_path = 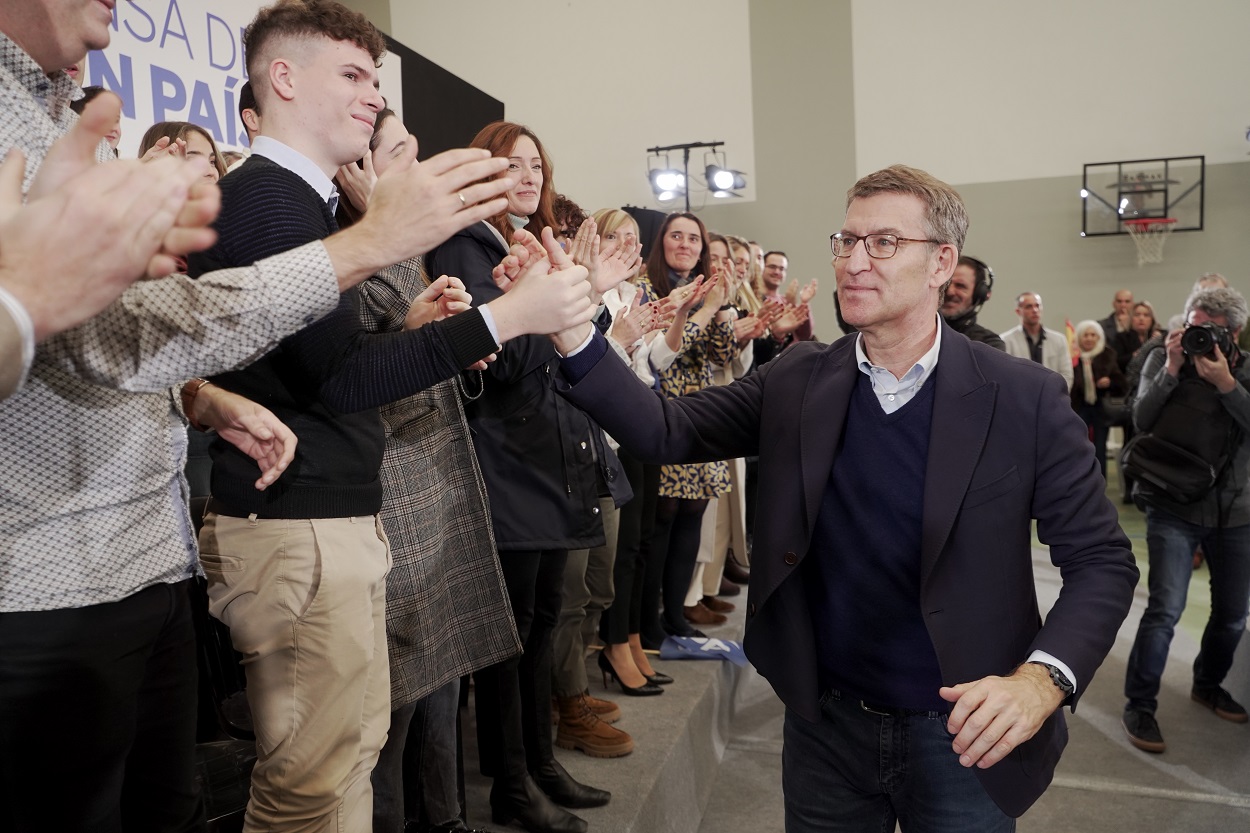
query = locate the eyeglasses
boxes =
[830,233,940,259]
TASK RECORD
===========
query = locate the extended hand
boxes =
[939,663,1064,769]
[490,227,596,343]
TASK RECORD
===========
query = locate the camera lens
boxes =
[1181,325,1216,357]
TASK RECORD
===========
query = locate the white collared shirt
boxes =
[249,136,339,213]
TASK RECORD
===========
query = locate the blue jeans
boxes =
[1124,507,1250,712]
[782,690,1014,833]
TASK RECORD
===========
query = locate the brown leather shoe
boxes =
[717,576,741,597]
[582,690,622,724]
[723,558,750,585]
[701,594,736,614]
[555,694,634,758]
[683,602,728,626]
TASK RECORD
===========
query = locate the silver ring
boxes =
[458,191,466,207]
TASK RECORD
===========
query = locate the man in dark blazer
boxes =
[546,165,1139,830]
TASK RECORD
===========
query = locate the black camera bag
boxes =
[1121,375,1240,504]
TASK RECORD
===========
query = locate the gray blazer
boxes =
[360,260,520,708]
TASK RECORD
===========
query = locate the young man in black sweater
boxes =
[186,3,595,830]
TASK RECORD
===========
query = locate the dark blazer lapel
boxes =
[921,326,997,584]
[799,338,859,533]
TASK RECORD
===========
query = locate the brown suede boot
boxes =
[555,694,634,758]
[582,690,622,724]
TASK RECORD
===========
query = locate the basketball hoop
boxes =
[1122,217,1177,266]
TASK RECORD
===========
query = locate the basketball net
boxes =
[1123,218,1176,267]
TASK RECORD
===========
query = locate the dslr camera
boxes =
[1181,322,1235,359]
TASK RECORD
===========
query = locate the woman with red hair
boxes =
[426,122,623,833]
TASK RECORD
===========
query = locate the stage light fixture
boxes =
[646,141,750,210]
[705,164,746,192]
[650,168,686,194]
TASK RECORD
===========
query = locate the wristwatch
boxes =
[1028,661,1075,699]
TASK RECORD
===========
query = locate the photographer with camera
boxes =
[1122,286,1250,753]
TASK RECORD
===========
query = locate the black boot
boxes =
[490,774,587,833]
[531,758,610,809]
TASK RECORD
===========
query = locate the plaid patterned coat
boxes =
[360,261,520,708]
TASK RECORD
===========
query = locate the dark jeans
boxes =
[1076,401,1109,480]
[655,496,709,635]
[0,580,204,833]
[1125,508,1250,712]
[475,550,567,780]
[373,679,464,833]
[602,453,659,644]
[783,690,1013,833]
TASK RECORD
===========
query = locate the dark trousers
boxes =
[475,550,567,780]
[0,580,205,833]
[373,679,464,833]
[783,691,1013,832]
[655,496,710,635]
[602,453,659,644]
[1077,402,1110,480]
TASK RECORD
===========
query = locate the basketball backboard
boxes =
[1080,155,1204,237]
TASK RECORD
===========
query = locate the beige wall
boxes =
[385,0,756,214]
[698,0,854,341]
[340,0,389,33]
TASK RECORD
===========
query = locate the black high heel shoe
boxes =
[597,651,662,697]
[645,670,674,686]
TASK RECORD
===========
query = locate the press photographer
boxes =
[1121,286,1250,754]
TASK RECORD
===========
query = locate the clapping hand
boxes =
[336,152,378,215]
[734,315,768,343]
[140,136,187,162]
[798,279,818,304]
[569,218,643,297]
[404,274,474,330]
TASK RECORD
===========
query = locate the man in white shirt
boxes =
[1001,291,1074,390]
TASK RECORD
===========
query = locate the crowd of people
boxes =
[1,2,1245,833]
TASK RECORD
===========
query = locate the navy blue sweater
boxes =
[187,155,498,518]
[808,371,946,711]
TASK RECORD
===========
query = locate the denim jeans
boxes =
[782,690,1014,833]
[372,679,464,833]
[1124,507,1250,712]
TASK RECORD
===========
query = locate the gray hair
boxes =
[846,165,968,252]
[1192,272,1229,293]
[1187,286,1248,333]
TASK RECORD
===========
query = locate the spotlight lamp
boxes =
[705,164,746,192]
[645,141,749,210]
[649,168,686,196]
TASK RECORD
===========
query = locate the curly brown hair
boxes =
[244,1,387,84]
